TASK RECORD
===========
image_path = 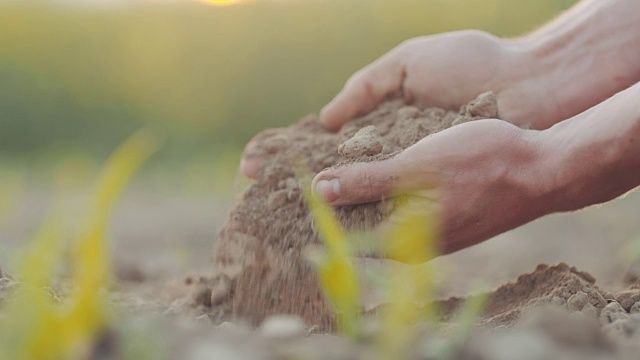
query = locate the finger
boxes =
[239,156,260,179]
[312,158,404,206]
[320,52,405,131]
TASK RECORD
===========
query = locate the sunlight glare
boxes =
[202,0,247,6]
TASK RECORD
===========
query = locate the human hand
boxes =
[241,30,550,179]
[312,119,548,254]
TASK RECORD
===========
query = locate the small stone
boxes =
[568,291,589,311]
[464,91,498,118]
[259,315,306,339]
[630,302,640,314]
[338,126,384,158]
[600,301,629,325]
[615,289,640,312]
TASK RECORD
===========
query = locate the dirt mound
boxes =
[438,263,608,325]
[203,92,499,329]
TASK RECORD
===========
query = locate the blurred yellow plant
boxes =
[377,196,439,359]
[0,130,158,360]
[307,189,441,359]
[306,188,361,339]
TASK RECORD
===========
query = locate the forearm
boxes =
[511,0,640,129]
[536,82,640,213]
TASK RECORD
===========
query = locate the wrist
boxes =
[506,0,640,129]
[532,84,640,214]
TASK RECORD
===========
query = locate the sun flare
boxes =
[202,0,247,6]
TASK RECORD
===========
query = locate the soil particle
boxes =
[614,289,640,312]
[453,91,499,125]
[207,92,501,329]
[600,301,628,325]
[337,125,384,158]
[567,291,589,312]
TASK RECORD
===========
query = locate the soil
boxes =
[204,92,501,329]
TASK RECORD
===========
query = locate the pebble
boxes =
[338,126,384,158]
[567,291,589,311]
[581,302,599,318]
[615,289,640,312]
[464,91,498,118]
[600,301,629,325]
[630,302,640,314]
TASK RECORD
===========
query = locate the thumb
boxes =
[320,51,405,131]
[312,159,404,206]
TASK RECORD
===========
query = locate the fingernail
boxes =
[314,178,341,203]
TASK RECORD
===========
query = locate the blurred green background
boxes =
[1,0,576,181]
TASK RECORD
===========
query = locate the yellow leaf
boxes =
[305,183,361,338]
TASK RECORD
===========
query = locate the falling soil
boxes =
[203,92,500,329]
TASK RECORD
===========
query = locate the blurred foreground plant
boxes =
[306,187,361,338]
[307,189,485,359]
[0,130,158,360]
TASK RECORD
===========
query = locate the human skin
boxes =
[241,0,640,254]
[313,82,640,254]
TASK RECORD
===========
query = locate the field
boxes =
[3,0,640,359]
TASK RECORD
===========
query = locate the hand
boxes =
[319,30,549,132]
[312,119,548,254]
[241,30,550,179]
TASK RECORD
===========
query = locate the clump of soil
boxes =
[439,263,610,325]
[202,92,500,329]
